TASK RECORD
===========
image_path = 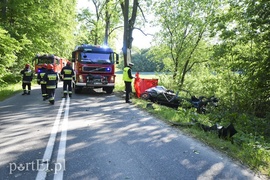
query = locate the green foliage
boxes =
[0,27,22,85]
[76,0,121,47]
[2,73,21,84]
[153,0,220,87]
[209,0,270,117]
[0,0,77,85]
[117,48,165,72]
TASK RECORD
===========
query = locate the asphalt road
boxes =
[0,83,266,180]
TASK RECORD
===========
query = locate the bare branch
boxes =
[133,27,154,36]
[137,2,147,23]
[108,26,124,36]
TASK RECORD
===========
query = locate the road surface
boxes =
[0,83,265,180]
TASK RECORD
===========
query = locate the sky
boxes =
[76,0,154,50]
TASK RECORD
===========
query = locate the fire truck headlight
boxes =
[110,76,114,83]
[78,75,84,82]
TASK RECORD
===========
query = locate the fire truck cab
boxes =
[72,44,119,94]
[33,54,67,80]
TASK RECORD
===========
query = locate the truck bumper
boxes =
[75,82,115,87]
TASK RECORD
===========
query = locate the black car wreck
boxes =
[140,86,218,113]
[140,86,180,109]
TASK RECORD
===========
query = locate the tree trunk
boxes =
[104,0,110,45]
[121,0,138,67]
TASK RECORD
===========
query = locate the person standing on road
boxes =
[20,64,33,95]
[43,64,58,105]
[37,63,48,101]
[61,61,75,98]
[123,62,134,103]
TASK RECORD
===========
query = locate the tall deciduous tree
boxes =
[0,0,77,64]
[153,0,219,88]
[77,0,121,47]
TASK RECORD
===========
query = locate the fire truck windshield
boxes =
[37,58,54,65]
[80,53,112,64]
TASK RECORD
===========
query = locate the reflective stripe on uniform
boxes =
[46,85,56,89]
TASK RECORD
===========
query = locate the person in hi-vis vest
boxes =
[61,61,75,98]
[123,62,134,103]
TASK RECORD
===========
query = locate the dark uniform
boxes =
[43,64,58,105]
[37,64,48,100]
[61,62,75,98]
[123,63,134,103]
[20,64,33,95]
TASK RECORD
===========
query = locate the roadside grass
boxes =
[131,97,270,177]
[0,83,22,101]
[115,71,270,178]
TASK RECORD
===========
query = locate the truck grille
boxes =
[83,66,111,73]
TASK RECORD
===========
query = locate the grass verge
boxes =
[0,83,22,101]
[122,93,270,178]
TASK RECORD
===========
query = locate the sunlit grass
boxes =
[131,97,270,177]
[0,83,22,101]
[114,73,270,178]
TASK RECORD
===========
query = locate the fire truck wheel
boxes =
[74,86,82,94]
[104,87,113,94]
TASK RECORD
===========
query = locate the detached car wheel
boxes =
[141,92,150,100]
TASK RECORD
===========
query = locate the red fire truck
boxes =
[33,54,68,79]
[71,44,119,94]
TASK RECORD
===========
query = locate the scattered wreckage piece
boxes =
[199,122,238,144]
[180,89,219,114]
[169,119,237,144]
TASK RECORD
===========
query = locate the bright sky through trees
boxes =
[77,0,153,50]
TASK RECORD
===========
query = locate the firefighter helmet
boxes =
[42,63,47,68]
[47,64,53,70]
[67,61,71,66]
[25,64,30,68]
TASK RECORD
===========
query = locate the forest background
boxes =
[0,0,269,176]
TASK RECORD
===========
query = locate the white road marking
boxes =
[54,97,70,180]
[35,98,66,180]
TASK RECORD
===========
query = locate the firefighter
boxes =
[123,62,134,103]
[61,61,75,98]
[20,64,34,95]
[37,63,48,100]
[43,64,58,105]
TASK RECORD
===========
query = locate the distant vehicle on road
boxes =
[33,54,68,80]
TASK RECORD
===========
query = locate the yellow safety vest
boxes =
[123,67,132,82]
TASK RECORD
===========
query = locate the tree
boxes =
[0,0,77,85]
[76,0,121,47]
[210,0,270,116]
[153,0,219,88]
[117,48,164,72]
[0,27,23,85]
[120,0,151,66]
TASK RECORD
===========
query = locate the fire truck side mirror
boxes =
[115,54,119,64]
